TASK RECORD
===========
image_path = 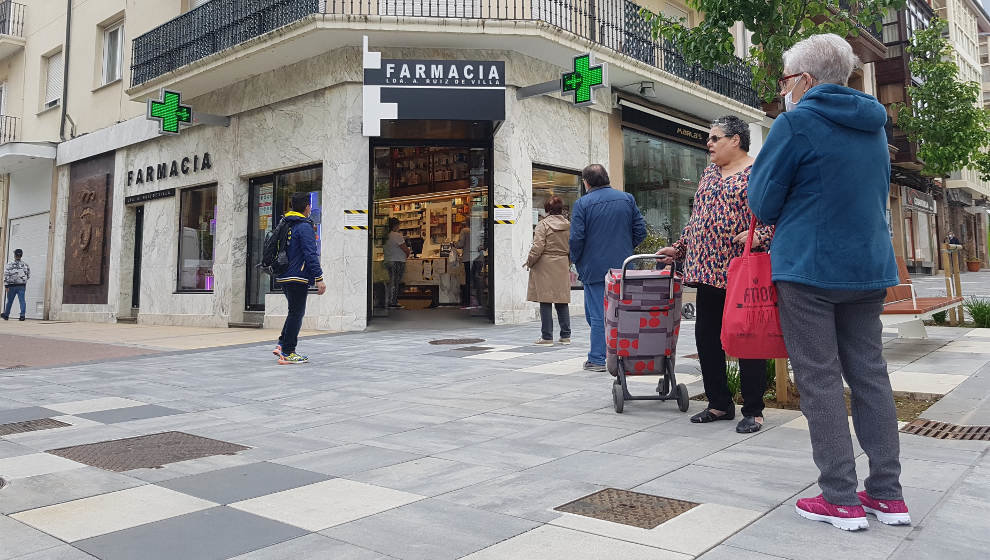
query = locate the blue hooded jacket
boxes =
[275,212,324,286]
[749,84,898,290]
[569,185,648,285]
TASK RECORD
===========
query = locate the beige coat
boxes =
[526,214,571,303]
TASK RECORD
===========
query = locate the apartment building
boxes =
[0,0,768,330]
[934,0,990,266]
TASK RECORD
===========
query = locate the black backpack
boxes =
[259,218,292,276]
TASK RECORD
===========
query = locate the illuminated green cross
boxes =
[148,90,192,134]
[561,53,605,106]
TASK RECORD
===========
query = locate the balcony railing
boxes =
[0,115,18,144]
[0,1,25,37]
[131,0,760,107]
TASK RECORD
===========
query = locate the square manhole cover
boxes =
[555,488,699,529]
[0,418,71,437]
[47,431,250,472]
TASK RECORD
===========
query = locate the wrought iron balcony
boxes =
[0,115,18,144]
[0,1,24,37]
[131,0,759,107]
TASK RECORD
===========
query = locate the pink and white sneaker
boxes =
[795,494,869,531]
[858,491,911,525]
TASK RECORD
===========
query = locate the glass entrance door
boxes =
[370,144,493,321]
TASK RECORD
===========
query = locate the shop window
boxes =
[177,185,218,292]
[246,165,323,310]
[532,166,583,289]
[622,127,709,244]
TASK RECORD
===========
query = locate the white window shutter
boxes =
[46,51,63,104]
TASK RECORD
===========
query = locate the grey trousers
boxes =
[776,281,903,506]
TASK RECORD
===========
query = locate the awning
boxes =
[0,142,57,173]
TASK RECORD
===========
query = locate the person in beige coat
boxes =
[525,196,572,345]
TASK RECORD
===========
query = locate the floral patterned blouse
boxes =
[672,163,773,289]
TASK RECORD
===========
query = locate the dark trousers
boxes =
[540,303,571,340]
[278,283,309,355]
[695,283,767,417]
[777,282,902,505]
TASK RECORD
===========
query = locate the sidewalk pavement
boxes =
[0,318,987,560]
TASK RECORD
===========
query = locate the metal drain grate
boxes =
[555,488,699,529]
[0,418,70,437]
[429,338,486,345]
[900,420,990,441]
[47,431,250,472]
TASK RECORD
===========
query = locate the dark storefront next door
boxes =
[132,206,144,309]
[246,165,323,311]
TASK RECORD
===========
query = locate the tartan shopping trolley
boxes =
[605,255,689,414]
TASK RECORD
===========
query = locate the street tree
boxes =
[643,0,904,102]
[895,18,990,180]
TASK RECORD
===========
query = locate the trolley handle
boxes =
[619,254,677,302]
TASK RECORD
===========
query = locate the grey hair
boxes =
[711,115,750,152]
[783,33,860,86]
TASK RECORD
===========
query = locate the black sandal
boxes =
[690,408,735,423]
[735,416,763,433]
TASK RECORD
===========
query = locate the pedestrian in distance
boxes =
[749,33,910,531]
[947,231,961,246]
[383,217,411,309]
[656,115,774,434]
[273,192,326,365]
[569,164,647,372]
[524,196,572,346]
[2,249,29,321]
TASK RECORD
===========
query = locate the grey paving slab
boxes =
[697,545,791,560]
[272,443,424,476]
[695,444,823,484]
[6,425,139,452]
[323,498,539,560]
[0,439,35,459]
[294,416,414,443]
[855,455,970,492]
[445,412,556,437]
[633,464,812,511]
[73,507,308,560]
[438,472,604,522]
[899,352,989,376]
[350,457,511,496]
[157,462,331,504]
[156,395,256,412]
[725,501,905,560]
[0,406,61,424]
[594,432,733,463]
[3,545,98,560]
[123,452,260,483]
[0,466,145,514]
[363,423,498,455]
[230,534,390,560]
[436,437,580,471]
[521,450,684,488]
[0,515,65,560]
[232,432,343,461]
[502,422,635,449]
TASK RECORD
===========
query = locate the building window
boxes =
[178,185,218,291]
[532,166,583,288]
[102,23,123,85]
[622,127,709,244]
[44,50,63,109]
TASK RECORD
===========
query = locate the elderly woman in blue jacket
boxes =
[749,34,908,532]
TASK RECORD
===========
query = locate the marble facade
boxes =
[48,46,620,331]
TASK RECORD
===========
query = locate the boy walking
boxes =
[2,249,30,321]
[273,193,325,364]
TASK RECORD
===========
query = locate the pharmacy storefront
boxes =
[49,43,611,331]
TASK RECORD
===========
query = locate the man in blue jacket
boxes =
[274,192,326,364]
[570,164,647,371]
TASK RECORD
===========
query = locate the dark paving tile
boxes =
[157,462,331,504]
[72,507,307,560]
[76,404,185,424]
[0,407,62,425]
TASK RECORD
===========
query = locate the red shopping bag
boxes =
[721,217,788,359]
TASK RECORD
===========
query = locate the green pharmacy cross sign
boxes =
[147,89,192,135]
[561,53,606,106]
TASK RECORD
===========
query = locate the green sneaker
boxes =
[278,352,309,365]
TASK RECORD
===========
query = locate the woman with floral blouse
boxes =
[657,115,774,433]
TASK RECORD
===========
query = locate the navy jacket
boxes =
[569,185,647,285]
[275,212,324,286]
[749,84,898,290]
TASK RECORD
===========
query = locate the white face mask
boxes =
[783,75,805,112]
